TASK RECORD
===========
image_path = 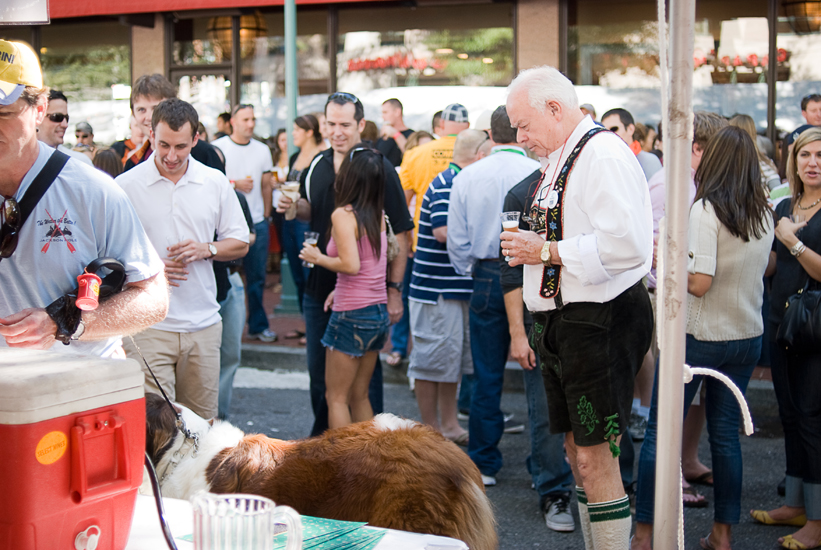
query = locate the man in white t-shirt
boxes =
[213,105,276,342]
[0,39,168,356]
[36,89,93,166]
[118,98,249,419]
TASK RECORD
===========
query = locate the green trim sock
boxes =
[588,495,631,550]
[576,486,594,550]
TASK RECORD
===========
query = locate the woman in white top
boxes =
[633,126,774,550]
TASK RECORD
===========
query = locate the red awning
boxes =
[51,0,373,19]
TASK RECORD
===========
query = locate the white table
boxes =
[127,495,468,550]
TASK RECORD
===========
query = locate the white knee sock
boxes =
[576,486,594,550]
[588,495,631,550]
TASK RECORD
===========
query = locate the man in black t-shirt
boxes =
[376,98,414,168]
[277,92,414,436]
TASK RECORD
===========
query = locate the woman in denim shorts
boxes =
[300,148,390,428]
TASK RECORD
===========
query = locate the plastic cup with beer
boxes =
[303,232,320,268]
[500,211,521,262]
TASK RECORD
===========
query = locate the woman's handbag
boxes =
[384,214,400,264]
[776,279,821,353]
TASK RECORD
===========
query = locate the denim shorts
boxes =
[321,304,390,357]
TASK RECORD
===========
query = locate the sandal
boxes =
[750,509,808,527]
[686,471,714,486]
[446,432,469,446]
[284,329,305,339]
[683,486,708,508]
[385,351,404,367]
[781,534,821,549]
[700,533,717,550]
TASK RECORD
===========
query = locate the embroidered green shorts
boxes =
[529,282,653,448]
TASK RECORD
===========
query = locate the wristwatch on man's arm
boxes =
[540,241,552,266]
[387,281,404,293]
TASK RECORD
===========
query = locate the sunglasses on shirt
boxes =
[0,198,21,260]
[47,113,69,124]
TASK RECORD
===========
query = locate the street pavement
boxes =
[225,362,793,550]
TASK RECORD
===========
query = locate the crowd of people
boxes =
[3,36,821,550]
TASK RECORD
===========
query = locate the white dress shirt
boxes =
[117,154,250,332]
[447,146,540,276]
[524,116,653,312]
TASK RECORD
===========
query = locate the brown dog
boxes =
[145,393,497,550]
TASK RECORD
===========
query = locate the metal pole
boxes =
[654,0,694,547]
[285,0,298,154]
[767,0,778,146]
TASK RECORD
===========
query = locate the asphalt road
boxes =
[225,367,792,550]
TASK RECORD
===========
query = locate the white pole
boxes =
[654,0,695,547]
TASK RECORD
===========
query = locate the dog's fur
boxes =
[145,394,497,550]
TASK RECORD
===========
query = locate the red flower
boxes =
[733,55,742,66]
[721,55,731,66]
[762,55,769,67]
[747,53,759,66]
[777,48,788,63]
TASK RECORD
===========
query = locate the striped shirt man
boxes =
[409,164,473,304]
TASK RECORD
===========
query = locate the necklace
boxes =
[797,194,821,210]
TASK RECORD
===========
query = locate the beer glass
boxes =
[500,212,520,262]
[303,232,320,268]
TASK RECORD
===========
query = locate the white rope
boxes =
[683,365,755,436]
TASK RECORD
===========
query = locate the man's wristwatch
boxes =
[208,243,218,258]
[540,241,552,266]
[387,281,404,293]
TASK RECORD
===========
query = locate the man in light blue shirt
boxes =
[447,106,540,486]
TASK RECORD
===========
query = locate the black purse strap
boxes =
[17,150,70,229]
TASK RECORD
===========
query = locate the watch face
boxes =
[209,244,217,256]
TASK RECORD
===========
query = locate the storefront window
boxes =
[337,3,513,95]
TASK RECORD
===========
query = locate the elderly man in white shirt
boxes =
[501,66,654,550]
[447,106,541,488]
[118,98,249,420]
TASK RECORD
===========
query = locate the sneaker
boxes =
[457,409,470,421]
[543,494,575,532]
[248,329,278,343]
[629,412,648,441]
[503,414,525,434]
[481,474,496,487]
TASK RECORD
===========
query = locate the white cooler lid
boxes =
[0,348,144,425]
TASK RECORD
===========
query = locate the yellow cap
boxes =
[0,40,43,106]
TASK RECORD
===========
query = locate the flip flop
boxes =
[700,533,717,550]
[686,471,714,486]
[447,432,469,446]
[284,329,305,339]
[683,486,709,508]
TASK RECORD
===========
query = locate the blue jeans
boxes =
[467,261,510,477]
[304,293,384,436]
[389,255,414,356]
[458,373,474,412]
[243,220,270,334]
[636,334,761,525]
[770,337,821,517]
[522,338,574,500]
[280,218,310,312]
[217,271,245,419]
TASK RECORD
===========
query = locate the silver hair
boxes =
[507,66,579,113]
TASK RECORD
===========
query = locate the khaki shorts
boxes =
[123,321,222,419]
[408,296,473,383]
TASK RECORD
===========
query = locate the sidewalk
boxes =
[242,269,781,432]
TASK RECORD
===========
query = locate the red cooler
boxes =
[0,348,145,550]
